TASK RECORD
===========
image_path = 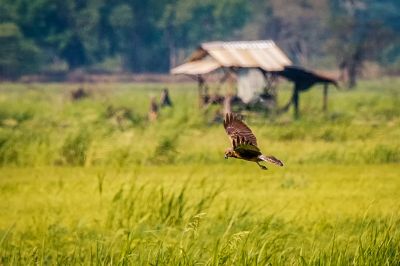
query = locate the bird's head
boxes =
[224,148,235,159]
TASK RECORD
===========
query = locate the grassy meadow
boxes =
[0,78,400,265]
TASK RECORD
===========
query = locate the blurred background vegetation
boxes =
[1,1,400,263]
[0,79,399,168]
[0,0,399,83]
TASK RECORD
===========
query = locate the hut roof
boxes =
[171,40,292,75]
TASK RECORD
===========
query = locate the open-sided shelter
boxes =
[171,40,337,117]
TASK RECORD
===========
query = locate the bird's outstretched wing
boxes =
[233,136,261,158]
[223,113,258,148]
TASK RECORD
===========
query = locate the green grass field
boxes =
[0,78,400,265]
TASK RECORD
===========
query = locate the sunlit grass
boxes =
[0,78,399,264]
[0,165,399,264]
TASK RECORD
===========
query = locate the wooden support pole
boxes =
[293,88,299,119]
[197,75,203,108]
[226,68,236,96]
[323,83,328,112]
[223,95,232,115]
[262,71,277,110]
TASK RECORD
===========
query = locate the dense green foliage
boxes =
[0,0,399,78]
[0,0,249,74]
[0,23,42,79]
[0,79,399,264]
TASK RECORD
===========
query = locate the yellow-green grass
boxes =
[0,78,400,264]
[0,79,399,167]
[1,165,399,264]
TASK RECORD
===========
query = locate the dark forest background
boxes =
[1,0,399,84]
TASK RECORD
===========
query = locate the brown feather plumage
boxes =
[223,113,284,170]
[223,113,258,147]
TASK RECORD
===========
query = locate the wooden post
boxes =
[293,88,299,119]
[226,68,236,96]
[323,83,328,112]
[262,71,277,110]
[223,95,232,115]
[197,75,204,108]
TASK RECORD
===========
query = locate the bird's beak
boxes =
[224,154,228,159]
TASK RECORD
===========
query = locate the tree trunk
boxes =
[166,24,176,69]
[347,49,363,89]
[347,62,357,88]
[169,44,176,69]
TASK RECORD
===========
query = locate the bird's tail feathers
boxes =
[259,155,284,166]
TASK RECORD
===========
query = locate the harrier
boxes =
[223,113,284,170]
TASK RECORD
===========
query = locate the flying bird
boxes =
[223,113,284,170]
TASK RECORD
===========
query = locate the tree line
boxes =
[0,0,399,86]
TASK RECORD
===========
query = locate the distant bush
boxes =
[276,126,306,141]
[149,135,179,165]
[0,103,35,123]
[60,130,91,166]
[366,145,400,164]
[0,23,43,79]
[0,131,19,165]
[103,105,144,130]
[0,127,52,166]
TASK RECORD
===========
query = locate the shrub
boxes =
[60,130,91,166]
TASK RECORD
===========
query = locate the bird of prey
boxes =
[223,113,284,170]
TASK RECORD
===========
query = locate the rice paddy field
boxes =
[0,78,400,265]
